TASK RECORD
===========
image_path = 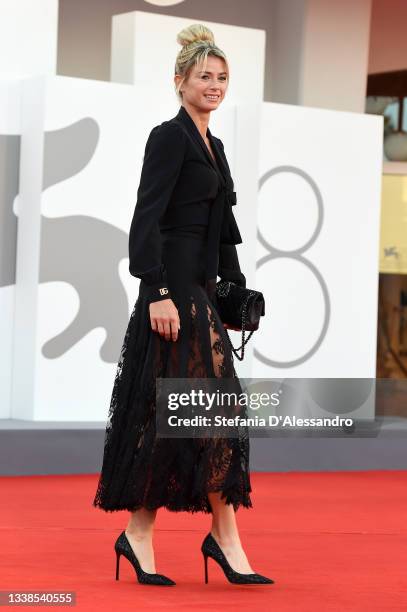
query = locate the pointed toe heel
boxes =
[201,532,274,585]
[114,531,176,586]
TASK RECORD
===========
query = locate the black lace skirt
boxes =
[92,225,252,514]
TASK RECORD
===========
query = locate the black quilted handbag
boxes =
[215,280,265,361]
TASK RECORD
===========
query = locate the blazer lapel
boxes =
[207,131,231,186]
[174,105,227,187]
[172,105,241,287]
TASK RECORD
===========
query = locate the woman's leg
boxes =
[205,300,254,573]
[208,492,254,573]
[125,507,158,573]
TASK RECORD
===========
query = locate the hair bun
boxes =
[176,24,215,48]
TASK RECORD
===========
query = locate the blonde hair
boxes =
[174,23,229,102]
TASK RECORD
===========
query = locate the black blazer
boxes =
[128,104,246,303]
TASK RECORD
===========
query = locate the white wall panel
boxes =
[0,0,58,78]
[254,102,383,383]
[11,76,185,420]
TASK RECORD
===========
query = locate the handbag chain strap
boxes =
[224,289,257,361]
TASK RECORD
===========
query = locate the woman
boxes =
[93,23,273,587]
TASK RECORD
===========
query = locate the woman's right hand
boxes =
[149,298,180,342]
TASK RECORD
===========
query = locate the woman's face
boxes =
[176,55,228,112]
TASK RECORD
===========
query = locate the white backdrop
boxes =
[111,10,266,106]
[254,102,383,378]
[0,7,383,423]
[0,80,21,418]
[0,0,58,78]
[0,0,58,419]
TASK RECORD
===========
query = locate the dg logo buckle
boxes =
[159,287,169,296]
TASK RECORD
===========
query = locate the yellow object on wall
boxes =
[380,174,407,274]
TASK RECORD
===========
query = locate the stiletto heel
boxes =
[114,531,176,586]
[115,551,120,580]
[201,532,274,585]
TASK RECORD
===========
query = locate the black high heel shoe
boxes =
[114,531,176,586]
[201,532,274,585]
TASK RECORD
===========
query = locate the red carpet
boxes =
[1,471,406,611]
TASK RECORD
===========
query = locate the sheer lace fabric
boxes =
[93,282,252,514]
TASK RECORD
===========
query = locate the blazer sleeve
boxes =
[218,244,246,288]
[129,122,186,303]
[216,139,246,288]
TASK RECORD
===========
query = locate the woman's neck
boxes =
[182,103,210,139]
